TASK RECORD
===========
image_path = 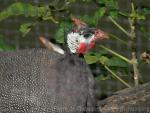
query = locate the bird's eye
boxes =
[76,39,79,42]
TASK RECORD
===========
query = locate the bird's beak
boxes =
[94,29,109,40]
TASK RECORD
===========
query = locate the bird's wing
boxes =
[39,37,65,54]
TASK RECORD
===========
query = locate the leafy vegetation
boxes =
[0,35,14,51]
[0,0,149,88]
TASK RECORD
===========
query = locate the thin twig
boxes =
[100,45,132,64]
[131,52,139,86]
[108,16,131,37]
[104,65,132,88]
[109,34,128,45]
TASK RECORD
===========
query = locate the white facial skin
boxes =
[67,32,82,53]
[67,32,95,54]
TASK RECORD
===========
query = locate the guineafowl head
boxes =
[39,17,109,56]
[67,17,109,55]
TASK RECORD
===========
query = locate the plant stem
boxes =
[129,0,139,86]
[109,34,128,45]
[132,52,139,86]
[104,65,132,88]
[108,16,131,37]
[100,45,133,64]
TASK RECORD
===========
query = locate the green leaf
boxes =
[140,6,150,15]
[0,2,57,23]
[140,27,150,40]
[55,21,73,43]
[136,14,145,20]
[98,7,106,17]
[84,54,98,64]
[0,3,38,21]
[109,9,119,20]
[19,22,36,37]
[0,35,15,51]
[101,0,118,9]
[106,56,128,67]
[80,7,106,26]
[82,0,92,2]
[79,15,94,26]
[95,75,109,81]
[96,50,108,57]
[93,7,106,25]
[99,56,109,65]
[55,27,64,43]
[130,12,145,20]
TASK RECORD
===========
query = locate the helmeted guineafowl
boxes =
[0,17,108,113]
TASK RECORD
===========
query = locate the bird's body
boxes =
[0,49,96,113]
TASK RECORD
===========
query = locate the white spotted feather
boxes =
[67,32,84,53]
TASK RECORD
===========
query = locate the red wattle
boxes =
[89,42,95,49]
[77,43,87,55]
